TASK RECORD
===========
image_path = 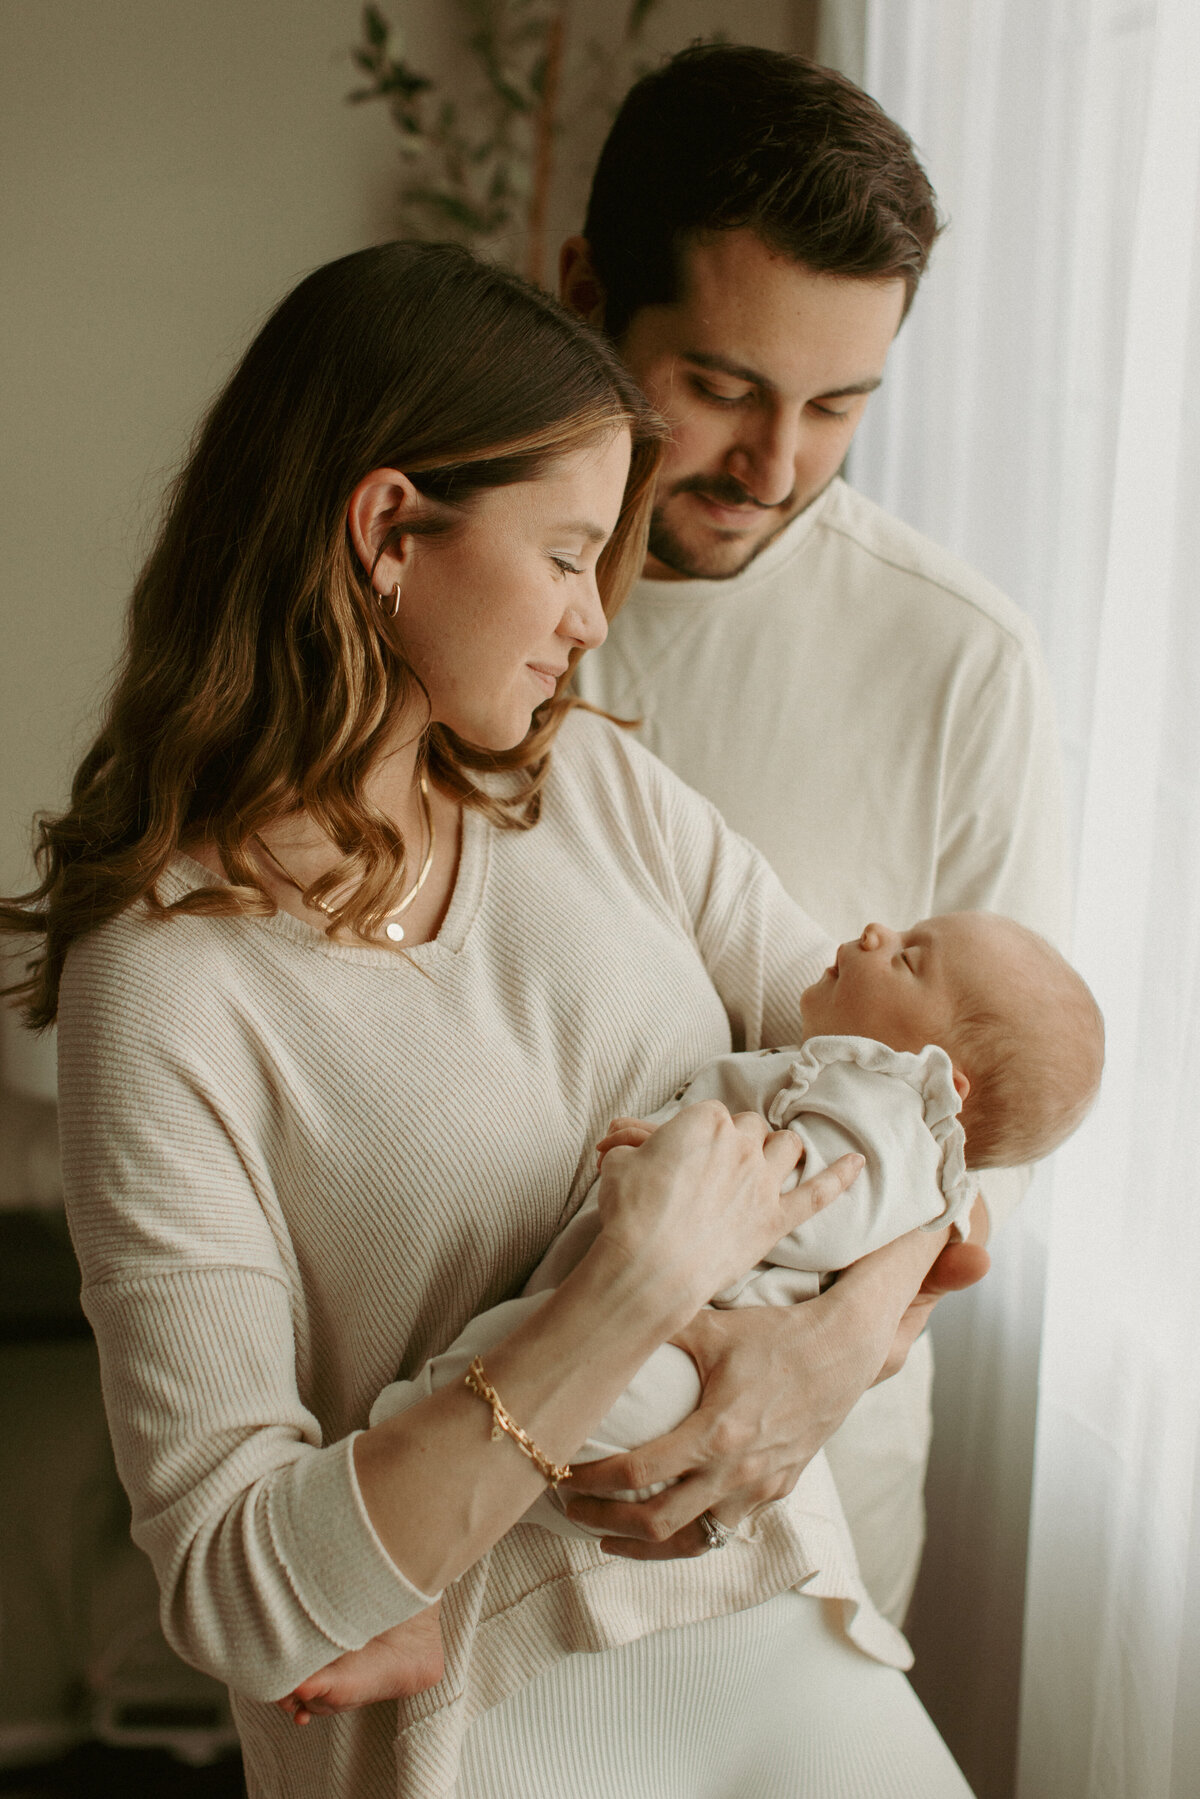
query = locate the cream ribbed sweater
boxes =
[58,712,904,1799]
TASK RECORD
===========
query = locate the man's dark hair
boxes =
[584,43,942,340]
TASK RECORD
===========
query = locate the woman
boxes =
[2,244,974,1797]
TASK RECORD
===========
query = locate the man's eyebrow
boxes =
[681,350,883,400]
[682,350,777,391]
[818,376,884,399]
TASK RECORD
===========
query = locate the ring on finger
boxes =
[699,1510,736,1551]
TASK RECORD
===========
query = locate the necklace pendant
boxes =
[385,921,406,943]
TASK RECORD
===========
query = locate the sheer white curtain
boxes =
[853,3,1200,1796]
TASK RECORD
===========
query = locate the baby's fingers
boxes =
[596,1120,656,1165]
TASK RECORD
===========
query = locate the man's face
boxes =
[616,230,906,581]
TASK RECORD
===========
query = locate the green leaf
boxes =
[625,0,660,38]
[364,4,389,49]
[497,76,535,112]
[380,65,432,98]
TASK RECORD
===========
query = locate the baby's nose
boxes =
[860,922,894,952]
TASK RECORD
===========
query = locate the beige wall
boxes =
[0,0,796,1095]
[0,0,420,1094]
[1,1,416,897]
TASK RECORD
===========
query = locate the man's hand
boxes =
[875,1192,990,1383]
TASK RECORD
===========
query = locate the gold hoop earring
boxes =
[378,582,402,619]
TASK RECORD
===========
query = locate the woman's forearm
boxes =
[354,1228,702,1594]
[355,1108,853,1594]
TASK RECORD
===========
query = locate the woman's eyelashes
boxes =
[550,554,585,577]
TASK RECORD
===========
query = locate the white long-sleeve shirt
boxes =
[577,476,1068,1619]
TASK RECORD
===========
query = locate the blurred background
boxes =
[3,4,1197,1797]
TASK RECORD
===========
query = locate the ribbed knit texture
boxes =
[56,711,909,1799]
[457,1592,973,1798]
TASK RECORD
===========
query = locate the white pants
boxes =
[458,1589,973,1798]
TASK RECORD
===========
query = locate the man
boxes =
[566,43,1066,1625]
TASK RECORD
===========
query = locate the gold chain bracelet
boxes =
[464,1357,572,1489]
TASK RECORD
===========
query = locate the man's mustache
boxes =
[669,474,796,512]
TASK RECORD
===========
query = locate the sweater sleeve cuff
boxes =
[269,1433,439,1649]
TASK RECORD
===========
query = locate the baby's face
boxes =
[801,914,1004,1053]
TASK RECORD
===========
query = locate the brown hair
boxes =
[950,918,1104,1169]
[2,242,664,1028]
[585,43,942,340]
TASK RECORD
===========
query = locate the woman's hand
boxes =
[355,1107,860,1597]
[563,1214,985,1559]
[591,1102,861,1315]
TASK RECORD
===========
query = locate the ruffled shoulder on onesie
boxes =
[767,1036,974,1238]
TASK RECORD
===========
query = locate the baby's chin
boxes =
[797,998,828,1039]
[799,1001,871,1042]
[798,973,837,1038]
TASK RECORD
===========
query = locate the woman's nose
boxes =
[562,579,608,652]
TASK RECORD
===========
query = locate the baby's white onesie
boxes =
[371,1035,972,1538]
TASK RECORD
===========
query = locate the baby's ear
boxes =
[952,1067,971,1103]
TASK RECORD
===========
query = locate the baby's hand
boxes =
[596,1117,658,1167]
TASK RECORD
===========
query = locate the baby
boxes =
[278,910,1103,1724]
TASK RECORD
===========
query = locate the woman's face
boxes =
[390,431,631,751]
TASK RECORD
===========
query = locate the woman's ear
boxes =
[952,1068,971,1104]
[347,467,424,594]
[559,236,606,329]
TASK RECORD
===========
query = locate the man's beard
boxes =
[646,474,799,581]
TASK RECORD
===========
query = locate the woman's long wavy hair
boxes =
[2,242,664,1027]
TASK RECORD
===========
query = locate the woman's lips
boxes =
[527,662,566,696]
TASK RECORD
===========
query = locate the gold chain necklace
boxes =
[253,776,435,945]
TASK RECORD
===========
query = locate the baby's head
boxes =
[800,912,1104,1168]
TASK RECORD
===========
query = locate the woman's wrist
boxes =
[355,1232,700,1595]
[559,1223,705,1349]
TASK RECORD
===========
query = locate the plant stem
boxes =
[525,7,565,287]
